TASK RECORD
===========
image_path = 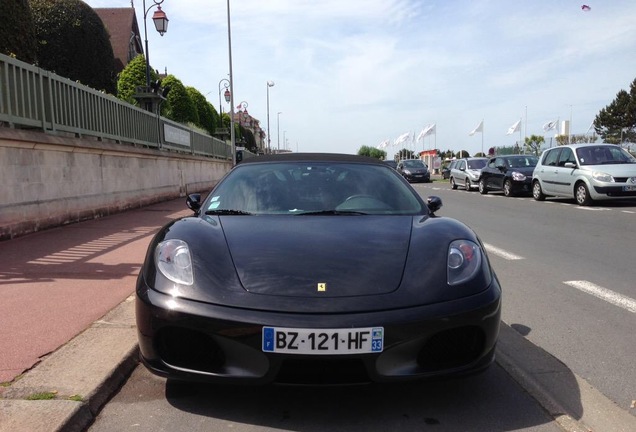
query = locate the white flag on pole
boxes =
[543,119,558,132]
[506,120,521,135]
[417,124,436,141]
[394,132,410,146]
[469,120,483,136]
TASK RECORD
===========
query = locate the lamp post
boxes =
[277,111,282,152]
[266,81,274,154]
[218,78,230,125]
[142,0,169,88]
[236,101,248,145]
[237,101,248,120]
[226,0,236,165]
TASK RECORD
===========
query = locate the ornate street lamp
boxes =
[266,81,274,154]
[142,0,169,88]
[218,78,230,121]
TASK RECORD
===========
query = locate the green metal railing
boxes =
[0,53,231,160]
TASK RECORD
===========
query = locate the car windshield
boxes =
[507,156,539,168]
[576,146,636,166]
[467,159,487,169]
[402,160,426,168]
[203,162,425,215]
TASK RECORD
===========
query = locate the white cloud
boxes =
[83,0,636,155]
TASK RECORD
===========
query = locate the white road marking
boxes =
[483,243,524,260]
[622,210,636,214]
[575,207,611,211]
[564,280,636,314]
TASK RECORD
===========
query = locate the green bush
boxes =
[116,54,157,105]
[160,75,197,124]
[186,87,218,135]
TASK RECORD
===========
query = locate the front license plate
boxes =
[262,327,384,354]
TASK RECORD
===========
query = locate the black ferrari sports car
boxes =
[136,153,502,385]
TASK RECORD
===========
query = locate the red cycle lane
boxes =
[0,198,191,384]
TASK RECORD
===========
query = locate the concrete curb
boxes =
[2,303,635,432]
[496,322,636,432]
[0,296,139,432]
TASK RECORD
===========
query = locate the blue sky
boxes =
[84,0,636,155]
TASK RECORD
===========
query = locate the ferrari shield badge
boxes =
[317,283,327,292]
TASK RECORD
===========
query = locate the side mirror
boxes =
[186,193,202,214]
[564,162,577,169]
[426,196,442,215]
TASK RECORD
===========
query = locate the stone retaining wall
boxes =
[0,128,231,240]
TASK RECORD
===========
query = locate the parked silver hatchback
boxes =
[450,157,488,191]
[532,143,636,205]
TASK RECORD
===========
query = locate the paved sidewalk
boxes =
[1,197,635,432]
[0,198,190,431]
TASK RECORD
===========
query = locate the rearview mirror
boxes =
[186,193,202,214]
[427,196,442,215]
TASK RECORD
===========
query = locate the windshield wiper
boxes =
[295,210,367,216]
[204,209,252,215]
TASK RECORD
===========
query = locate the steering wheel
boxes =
[337,194,391,211]
[344,194,376,202]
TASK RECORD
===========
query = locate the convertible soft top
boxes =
[240,153,385,165]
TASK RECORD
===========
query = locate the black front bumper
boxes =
[404,173,431,183]
[136,279,501,385]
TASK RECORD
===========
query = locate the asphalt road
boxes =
[3,181,635,431]
[88,364,564,432]
[411,181,636,416]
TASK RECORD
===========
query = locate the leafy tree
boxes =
[0,0,37,63]
[357,145,386,159]
[160,75,198,124]
[30,0,116,93]
[439,149,455,160]
[524,134,545,155]
[555,134,596,146]
[593,78,636,143]
[455,150,469,158]
[237,125,258,153]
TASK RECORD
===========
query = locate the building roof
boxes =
[94,8,143,74]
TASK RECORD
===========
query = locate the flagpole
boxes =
[519,117,522,154]
[481,121,484,156]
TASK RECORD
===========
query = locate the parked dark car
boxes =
[136,153,501,385]
[442,160,458,180]
[396,159,431,183]
[383,159,398,170]
[479,155,539,197]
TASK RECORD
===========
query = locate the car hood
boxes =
[509,166,535,175]
[144,215,494,313]
[220,216,411,297]
[581,164,636,177]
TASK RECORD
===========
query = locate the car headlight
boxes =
[403,169,412,175]
[592,171,614,182]
[468,170,480,180]
[155,239,194,285]
[447,240,483,286]
[511,171,526,181]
